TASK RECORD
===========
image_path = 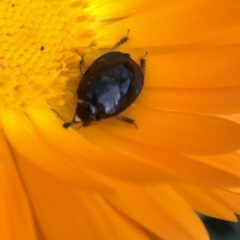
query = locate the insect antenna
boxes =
[140,52,148,76]
[109,29,130,52]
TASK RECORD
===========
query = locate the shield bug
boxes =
[63,30,147,128]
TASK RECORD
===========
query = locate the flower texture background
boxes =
[1,0,240,239]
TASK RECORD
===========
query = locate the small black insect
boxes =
[63,30,147,128]
[40,46,44,51]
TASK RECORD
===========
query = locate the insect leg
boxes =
[63,122,73,128]
[75,49,85,75]
[63,114,83,129]
[109,29,130,52]
[140,52,148,76]
[79,55,85,75]
[116,115,138,128]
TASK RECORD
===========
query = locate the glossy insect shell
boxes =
[77,51,144,122]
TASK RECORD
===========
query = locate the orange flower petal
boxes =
[142,44,240,88]
[204,188,240,214]
[107,184,210,240]
[2,109,106,189]
[188,152,240,179]
[97,0,240,48]
[174,184,238,221]
[25,108,240,186]
[83,129,240,186]
[90,0,153,20]
[138,85,240,114]
[26,108,173,183]
[27,109,218,186]
[16,157,149,240]
[93,107,240,155]
[0,131,36,240]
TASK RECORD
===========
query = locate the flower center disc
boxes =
[0,0,96,111]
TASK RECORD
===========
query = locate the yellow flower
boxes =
[1,0,240,239]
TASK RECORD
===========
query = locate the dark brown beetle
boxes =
[63,30,147,128]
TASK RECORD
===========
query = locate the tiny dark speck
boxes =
[40,46,44,51]
[12,4,15,7]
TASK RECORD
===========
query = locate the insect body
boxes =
[63,31,147,128]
